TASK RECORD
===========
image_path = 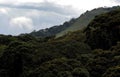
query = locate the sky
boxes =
[0,0,120,35]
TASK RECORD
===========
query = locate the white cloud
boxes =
[0,0,120,35]
[0,8,9,14]
[17,0,44,3]
[0,0,118,10]
[0,0,18,4]
[10,17,34,30]
[112,0,120,3]
[111,0,120,4]
[49,0,116,10]
[0,2,79,35]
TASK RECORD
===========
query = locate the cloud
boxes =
[105,0,120,6]
[0,8,9,14]
[0,1,78,16]
[0,1,80,35]
[0,0,19,4]
[1,0,117,35]
[0,0,119,10]
[0,0,43,4]
[112,0,120,3]
[10,17,34,30]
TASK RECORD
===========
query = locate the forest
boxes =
[0,8,120,77]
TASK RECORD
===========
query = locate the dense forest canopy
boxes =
[0,7,120,77]
[85,9,120,50]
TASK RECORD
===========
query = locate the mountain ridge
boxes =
[57,6,120,37]
[29,6,120,38]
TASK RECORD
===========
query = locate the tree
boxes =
[72,68,90,77]
[85,9,120,50]
[103,66,120,77]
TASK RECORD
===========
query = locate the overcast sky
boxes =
[0,0,120,35]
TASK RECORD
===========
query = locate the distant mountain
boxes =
[30,18,76,37]
[29,6,120,37]
[57,6,120,37]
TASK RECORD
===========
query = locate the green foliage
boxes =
[27,6,120,38]
[85,9,120,50]
[0,28,92,77]
[72,68,89,77]
[103,66,120,77]
[29,58,89,77]
[57,6,120,37]
[0,6,120,77]
[0,35,17,45]
[30,18,76,38]
[0,45,6,57]
[87,42,120,77]
[0,41,37,77]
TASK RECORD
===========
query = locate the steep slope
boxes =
[30,18,77,37]
[57,6,120,37]
[29,6,120,38]
[85,9,120,50]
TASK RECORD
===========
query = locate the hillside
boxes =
[0,9,120,77]
[29,6,120,38]
[57,6,120,37]
[85,9,120,50]
[29,18,77,37]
